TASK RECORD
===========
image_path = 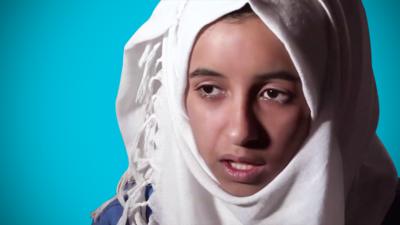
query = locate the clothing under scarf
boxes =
[93,0,398,224]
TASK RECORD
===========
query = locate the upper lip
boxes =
[220,154,265,166]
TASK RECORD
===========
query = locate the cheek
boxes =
[259,105,310,154]
[186,96,225,159]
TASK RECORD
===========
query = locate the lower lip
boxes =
[221,160,264,183]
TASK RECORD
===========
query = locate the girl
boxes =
[92,1,398,224]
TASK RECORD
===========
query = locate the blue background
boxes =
[0,1,398,224]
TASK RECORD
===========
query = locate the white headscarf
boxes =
[94,0,398,224]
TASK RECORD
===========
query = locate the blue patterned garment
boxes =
[92,185,153,225]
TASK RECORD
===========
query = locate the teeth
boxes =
[230,162,254,171]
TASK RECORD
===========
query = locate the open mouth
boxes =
[229,161,256,171]
[220,157,265,183]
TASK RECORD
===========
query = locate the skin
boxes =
[185,16,311,197]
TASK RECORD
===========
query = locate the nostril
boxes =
[242,135,270,149]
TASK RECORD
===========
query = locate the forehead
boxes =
[189,16,297,78]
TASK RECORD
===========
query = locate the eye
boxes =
[260,88,291,104]
[196,84,225,99]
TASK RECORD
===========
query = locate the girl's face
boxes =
[185,16,311,196]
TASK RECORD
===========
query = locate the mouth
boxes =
[229,161,256,171]
[220,155,265,183]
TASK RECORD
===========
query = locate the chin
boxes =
[221,182,268,197]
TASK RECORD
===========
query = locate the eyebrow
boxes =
[189,67,300,82]
[189,68,224,78]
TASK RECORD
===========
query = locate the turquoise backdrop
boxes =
[0,1,398,225]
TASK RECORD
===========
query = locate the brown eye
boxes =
[197,84,224,98]
[261,88,291,104]
[202,85,215,94]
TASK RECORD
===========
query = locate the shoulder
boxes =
[382,178,400,225]
[92,198,123,225]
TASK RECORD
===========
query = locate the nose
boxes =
[227,98,268,149]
